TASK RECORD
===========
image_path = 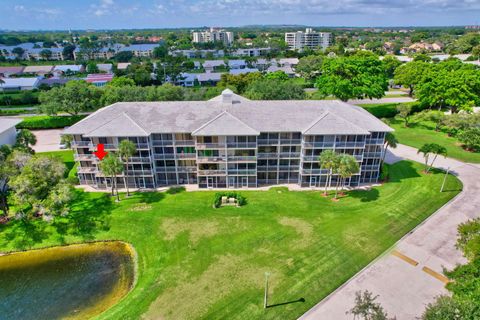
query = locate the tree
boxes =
[15,129,37,153]
[38,80,102,115]
[264,71,289,81]
[393,61,430,96]
[295,55,323,81]
[458,128,480,152]
[118,140,137,197]
[382,55,401,79]
[0,150,31,216]
[115,51,134,62]
[336,154,360,200]
[244,79,305,100]
[62,44,76,60]
[9,155,69,218]
[318,150,340,196]
[108,76,136,87]
[39,49,52,60]
[153,44,168,59]
[396,104,413,127]
[316,52,388,101]
[417,143,447,173]
[422,296,476,320]
[218,72,263,94]
[86,62,99,74]
[347,290,394,320]
[12,47,25,59]
[99,153,123,202]
[60,134,73,149]
[413,110,446,132]
[381,132,398,166]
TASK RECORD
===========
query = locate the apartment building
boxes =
[285,28,332,50]
[65,90,391,190]
[192,28,234,46]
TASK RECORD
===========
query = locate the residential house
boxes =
[233,48,271,57]
[22,65,54,76]
[97,64,113,73]
[229,68,259,75]
[266,65,295,77]
[26,47,64,60]
[203,60,226,72]
[65,89,392,189]
[117,63,131,71]
[118,44,159,57]
[196,72,224,86]
[0,66,24,77]
[85,74,114,87]
[0,118,22,146]
[53,65,84,76]
[176,73,197,87]
[278,58,299,67]
[228,60,247,69]
[0,77,40,91]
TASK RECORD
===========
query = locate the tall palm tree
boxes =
[381,132,398,166]
[118,139,137,197]
[336,154,360,200]
[99,152,123,202]
[319,149,340,196]
[417,143,447,173]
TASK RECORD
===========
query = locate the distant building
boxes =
[169,49,225,59]
[0,66,24,77]
[118,44,160,57]
[196,72,224,85]
[0,77,40,91]
[229,68,259,75]
[22,65,54,76]
[53,65,84,76]
[233,48,271,57]
[85,74,114,87]
[203,60,226,72]
[0,42,65,60]
[285,28,332,50]
[228,60,247,69]
[116,63,131,70]
[96,64,113,73]
[0,118,22,146]
[192,28,234,46]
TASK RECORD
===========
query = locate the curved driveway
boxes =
[300,144,480,320]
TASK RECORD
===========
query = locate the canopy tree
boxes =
[393,61,431,96]
[244,79,305,100]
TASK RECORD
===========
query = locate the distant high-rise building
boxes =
[285,28,332,50]
[192,28,234,46]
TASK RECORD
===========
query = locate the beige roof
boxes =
[23,65,53,73]
[65,90,393,137]
[0,117,22,135]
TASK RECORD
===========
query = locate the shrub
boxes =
[458,128,480,152]
[17,115,86,129]
[379,165,389,182]
[213,192,247,208]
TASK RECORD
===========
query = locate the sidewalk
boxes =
[300,144,480,320]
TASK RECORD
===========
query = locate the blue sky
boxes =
[1,0,480,30]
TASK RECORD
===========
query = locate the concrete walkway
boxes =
[300,144,480,320]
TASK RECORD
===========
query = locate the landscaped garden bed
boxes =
[0,161,462,319]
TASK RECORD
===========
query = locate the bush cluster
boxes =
[0,91,39,106]
[17,115,87,129]
[213,192,247,208]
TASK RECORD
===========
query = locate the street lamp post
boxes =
[440,167,450,192]
[264,272,270,309]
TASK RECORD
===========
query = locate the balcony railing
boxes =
[257,139,278,145]
[302,155,319,162]
[279,152,301,158]
[176,153,196,159]
[197,170,226,175]
[197,156,226,163]
[257,153,279,158]
[301,168,330,175]
[74,154,96,161]
[362,165,380,171]
[334,142,366,148]
[280,139,301,145]
[365,139,384,145]
[363,152,382,158]
[177,166,197,173]
[303,141,335,148]
[174,140,195,146]
[196,143,224,149]
[156,167,177,172]
[128,169,153,175]
[152,140,173,146]
[72,141,91,147]
[227,169,257,175]
[77,166,97,174]
[227,156,257,162]
[153,153,175,160]
[129,157,151,163]
[226,142,257,148]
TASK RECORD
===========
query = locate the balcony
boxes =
[302,155,319,162]
[197,169,226,176]
[227,169,257,175]
[227,156,257,162]
[77,166,98,174]
[153,153,175,160]
[334,141,366,148]
[257,153,279,159]
[363,152,382,158]
[301,168,329,175]
[280,139,301,145]
[303,141,335,148]
[279,152,301,158]
[177,166,197,173]
[196,143,224,149]
[128,169,153,176]
[197,156,226,163]
[174,140,195,146]
[152,140,173,146]
[156,167,177,172]
[362,165,380,171]
[74,154,96,161]
[257,139,278,145]
[365,139,384,145]
[176,153,196,159]
[226,142,257,149]
[129,157,152,163]
[72,141,91,148]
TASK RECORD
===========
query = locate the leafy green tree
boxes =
[15,129,37,153]
[396,104,413,127]
[295,55,323,81]
[347,290,394,320]
[394,61,431,96]
[381,132,398,166]
[244,79,305,100]
[62,44,76,60]
[264,71,289,81]
[107,76,136,87]
[413,110,446,131]
[318,150,340,196]
[417,143,448,173]
[86,62,99,73]
[99,153,123,202]
[153,44,168,59]
[218,72,263,94]
[118,140,137,197]
[0,150,31,216]
[9,155,68,218]
[413,53,432,62]
[382,55,401,79]
[336,154,360,199]
[12,47,25,58]
[114,51,134,62]
[39,49,52,60]
[458,128,480,152]
[60,134,73,149]
[316,52,388,101]
[422,296,476,320]
[39,80,102,115]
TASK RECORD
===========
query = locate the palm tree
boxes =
[14,129,37,153]
[336,154,360,200]
[118,139,137,197]
[381,132,398,166]
[99,152,123,202]
[319,150,340,196]
[417,143,447,173]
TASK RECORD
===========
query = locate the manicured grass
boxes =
[17,115,87,129]
[360,103,399,118]
[389,119,480,163]
[0,160,461,319]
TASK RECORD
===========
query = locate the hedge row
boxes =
[213,192,247,208]
[17,115,86,129]
[0,91,39,106]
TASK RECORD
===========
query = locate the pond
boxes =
[0,241,135,320]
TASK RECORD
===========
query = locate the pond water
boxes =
[0,241,135,320]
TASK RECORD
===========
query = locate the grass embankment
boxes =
[0,161,462,319]
[17,115,86,129]
[388,119,480,163]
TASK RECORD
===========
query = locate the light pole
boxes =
[440,167,450,192]
[264,272,270,309]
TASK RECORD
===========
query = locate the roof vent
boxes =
[221,88,233,104]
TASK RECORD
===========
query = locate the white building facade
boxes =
[192,28,234,46]
[285,28,332,50]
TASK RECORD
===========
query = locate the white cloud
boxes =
[91,0,116,17]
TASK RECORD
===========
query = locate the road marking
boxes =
[422,266,450,284]
[391,250,419,266]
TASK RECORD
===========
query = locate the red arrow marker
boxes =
[94,144,108,160]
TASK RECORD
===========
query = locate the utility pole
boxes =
[264,272,270,309]
[440,167,450,192]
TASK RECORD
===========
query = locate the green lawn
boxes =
[0,161,461,319]
[38,150,77,178]
[389,119,480,163]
